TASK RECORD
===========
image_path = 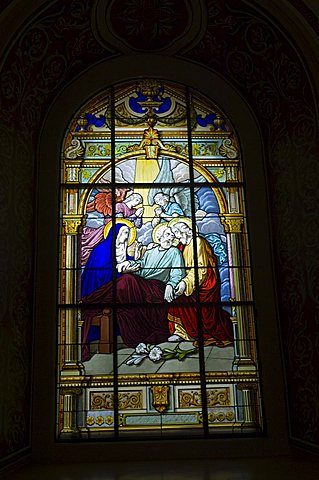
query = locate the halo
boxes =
[168,217,198,234]
[168,217,193,229]
[152,222,169,243]
[103,218,136,246]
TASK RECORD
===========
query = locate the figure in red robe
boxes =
[168,220,233,347]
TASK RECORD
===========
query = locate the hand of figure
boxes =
[155,207,162,216]
[129,263,140,272]
[151,217,160,228]
[118,261,140,273]
[135,207,144,217]
[146,242,156,250]
[174,280,186,297]
[164,284,174,303]
[117,261,130,273]
[126,262,140,273]
[134,242,143,259]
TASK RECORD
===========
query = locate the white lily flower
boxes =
[135,343,148,354]
[149,346,163,362]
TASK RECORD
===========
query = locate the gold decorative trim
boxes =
[219,138,238,159]
[208,410,235,423]
[178,388,231,408]
[60,387,81,396]
[59,371,258,388]
[63,215,84,235]
[151,385,170,413]
[65,166,80,182]
[90,391,144,410]
[237,383,258,391]
[220,214,244,233]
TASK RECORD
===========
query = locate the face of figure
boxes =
[158,227,174,249]
[130,195,142,207]
[117,225,130,244]
[172,223,191,245]
[154,194,168,207]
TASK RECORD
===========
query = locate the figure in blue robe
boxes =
[81,220,135,344]
[81,220,134,298]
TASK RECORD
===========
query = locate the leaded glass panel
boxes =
[57,79,262,439]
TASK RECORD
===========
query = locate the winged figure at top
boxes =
[148,157,199,226]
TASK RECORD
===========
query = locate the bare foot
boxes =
[168,334,183,342]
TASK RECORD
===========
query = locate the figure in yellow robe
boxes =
[168,220,233,347]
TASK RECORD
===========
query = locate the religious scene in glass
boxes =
[58,80,261,438]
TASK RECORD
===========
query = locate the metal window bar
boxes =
[111,85,119,439]
[186,85,209,436]
[57,79,261,439]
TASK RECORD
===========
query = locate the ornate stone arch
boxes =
[0,0,318,465]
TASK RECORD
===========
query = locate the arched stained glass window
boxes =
[58,79,262,439]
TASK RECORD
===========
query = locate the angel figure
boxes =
[148,157,199,227]
[86,187,131,216]
[116,192,144,228]
[152,191,184,226]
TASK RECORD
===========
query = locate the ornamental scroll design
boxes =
[86,143,111,157]
[93,0,207,54]
[90,391,143,410]
[60,387,82,396]
[179,388,230,408]
[0,0,108,144]
[236,383,258,391]
[65,139,84,159]
[108,0,188,50]
[219,138,238,159]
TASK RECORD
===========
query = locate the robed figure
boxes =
[81,224,185,360]
[168,220,233,347]
[81,219,135,359]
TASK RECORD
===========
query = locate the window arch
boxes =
[58,79,262,439]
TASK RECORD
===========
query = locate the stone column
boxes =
[60,387,81,435]
[237,383,259,427]
[61,215,84,376]
[220,214,256,371]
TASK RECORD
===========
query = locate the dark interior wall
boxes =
[0,129,34,463]
[0,0,318,466]
[0,0,110,464]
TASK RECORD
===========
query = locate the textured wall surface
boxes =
[0,0,111,462]
[0,0,318,463]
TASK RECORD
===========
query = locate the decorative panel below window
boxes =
[57,79,262,439]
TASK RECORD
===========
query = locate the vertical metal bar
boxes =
[111,85,119,439]
[186,86,209,436]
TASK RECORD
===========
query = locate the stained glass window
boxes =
[57,79,262,439]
